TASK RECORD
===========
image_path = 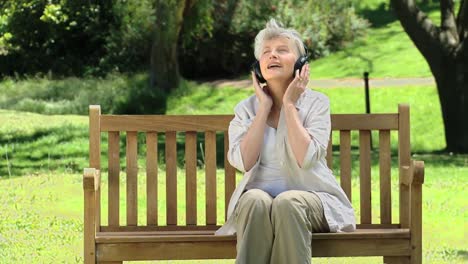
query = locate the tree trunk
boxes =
[433,56,468,153]
[390,0,468,153]
[150,1,186,93]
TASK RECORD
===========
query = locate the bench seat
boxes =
[95,228,410,243]
[94,229,411,261]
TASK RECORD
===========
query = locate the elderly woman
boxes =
[215,19,356,264]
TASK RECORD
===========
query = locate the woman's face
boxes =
[259,37,298,83]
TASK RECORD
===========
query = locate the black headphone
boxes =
[251,44,309,84]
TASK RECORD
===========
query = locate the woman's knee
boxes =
[238,189,273,214]
[272,190,302,214]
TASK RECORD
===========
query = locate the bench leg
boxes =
[383,256,410,264]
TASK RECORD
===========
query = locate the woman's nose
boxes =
[269,51,278,59]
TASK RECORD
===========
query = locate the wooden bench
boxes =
[83,104,425,263]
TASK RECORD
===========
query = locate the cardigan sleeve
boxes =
[226,101,257,173]
[300,95,331,170]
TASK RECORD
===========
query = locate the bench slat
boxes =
[100,114,398,132]
[379,130,392,224]
[165,131,178,225]
[185,132,197,225]
[108,131,120,227]
[126,132,138,226]
[339,130,352,201]
[331,114,399,130]
[90,106,101,232]
[101,115,232,132]
[205,131,217,225]
[326,131,333,170]
[146,132,158,226]
[398,105,411,228]
[359,130,372,224]
[224,131,236,221]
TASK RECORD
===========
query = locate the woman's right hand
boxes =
[252,71,273,111]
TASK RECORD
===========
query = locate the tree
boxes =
[390,0,468,153]
[150,0,213,93]
[150,0,186,93]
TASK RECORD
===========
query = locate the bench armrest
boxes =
[83,168,100,263]
[83,168,100,191]
[411,160,425,186]
[400,160,425,187]
[410,160,424,262]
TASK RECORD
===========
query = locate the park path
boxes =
[207,77,435,89]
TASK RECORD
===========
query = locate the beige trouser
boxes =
[234,189,329,264]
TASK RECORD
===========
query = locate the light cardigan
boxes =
[215,89,356,236]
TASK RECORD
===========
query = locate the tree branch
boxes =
[455,39,467,59]
[183,0,197,18]
[390,0,441,59]
[440,0,458,43]
[457,0,468,41]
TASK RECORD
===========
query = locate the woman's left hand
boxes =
[283,63,309,106]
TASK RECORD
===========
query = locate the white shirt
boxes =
[245,125,288,197]
[215,89,356,235]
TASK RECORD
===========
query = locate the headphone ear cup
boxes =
[294,55,309,75]
[251,61,266,83]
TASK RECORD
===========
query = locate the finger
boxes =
[303,64,309,82]
[301,64,307,79]
[251,71,260,89]
[296,69,303,82]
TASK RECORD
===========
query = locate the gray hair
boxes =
[254,18,306,60]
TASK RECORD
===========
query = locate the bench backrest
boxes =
[89,104,411,232]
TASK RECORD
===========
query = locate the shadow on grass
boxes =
[1,119,465,178]
[328,145,467,179]
[0,125,89,177]
[456,249,468,260]
[0,124,229,178]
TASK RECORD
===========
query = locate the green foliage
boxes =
[179,0,215,47]
[0,0,368,78]
[274,0,369,58]
[0,0,156,77]
[179,0,368,78]
[99,0,155,75]
[0,0,114,76]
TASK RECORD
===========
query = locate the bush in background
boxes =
[0,0,153,77]
[0,73,157,115]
